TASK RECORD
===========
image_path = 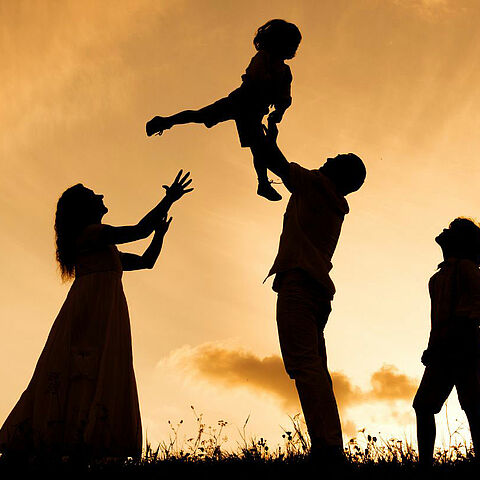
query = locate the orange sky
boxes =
[2,0,480,449]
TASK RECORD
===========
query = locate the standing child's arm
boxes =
[457,260,480,322]
[423,324,449,365]
[422,277,450,366]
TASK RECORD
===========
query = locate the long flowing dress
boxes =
[0,224,142,458]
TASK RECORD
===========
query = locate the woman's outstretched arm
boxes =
[102,170,193,245]
[120,215,173,271]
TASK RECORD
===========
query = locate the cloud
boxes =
[368,364,418,402]
[162,343,419,422]
[391,409,416,426]
[170,343,299,410]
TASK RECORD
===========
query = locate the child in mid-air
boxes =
[146,19,302,201]
[413,218,480,467]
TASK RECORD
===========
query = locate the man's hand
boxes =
[264,118,279,144]
[163,170,194,202]
[156,214,173,236]
[268,109,284,124]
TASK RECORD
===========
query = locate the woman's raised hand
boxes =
[163,170,194,202]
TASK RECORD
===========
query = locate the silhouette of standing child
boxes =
[146,19,301,202]
[0,171,193,460]
[413,218,480,467]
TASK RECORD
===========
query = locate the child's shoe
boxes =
[146,116,171,137]
[257,181,282,201]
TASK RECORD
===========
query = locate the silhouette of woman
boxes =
[0,170,193,460]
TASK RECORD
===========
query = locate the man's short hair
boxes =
[335,153,366,194]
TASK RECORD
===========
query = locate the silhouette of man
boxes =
[413,218,480,467]
[258,123,366,462]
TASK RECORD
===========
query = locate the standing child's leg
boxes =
[456,352,480,461]
[415,409,436,467]
[465,408,480,460]
[412,366,453,468]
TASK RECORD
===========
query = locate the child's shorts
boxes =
[198,90,269,148]
[413,358,480,413]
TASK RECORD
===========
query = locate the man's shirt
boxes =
[267,162,349,298]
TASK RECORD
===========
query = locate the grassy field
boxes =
[0,413,477,478]
[0,442,477,479]
[0,445,477,479]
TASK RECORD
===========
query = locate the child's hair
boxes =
[445,217,480,261]
[254,19,302,59]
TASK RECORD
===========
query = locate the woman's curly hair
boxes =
[54,184,94,281]
[254,19,302,59]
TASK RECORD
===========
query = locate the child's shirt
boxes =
[428,258,480,352]
[239,50,293,112]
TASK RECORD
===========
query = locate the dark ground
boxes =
[0,457,478,480]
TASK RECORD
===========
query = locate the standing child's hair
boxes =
[254,19,302,59]
[443,217,480,262]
